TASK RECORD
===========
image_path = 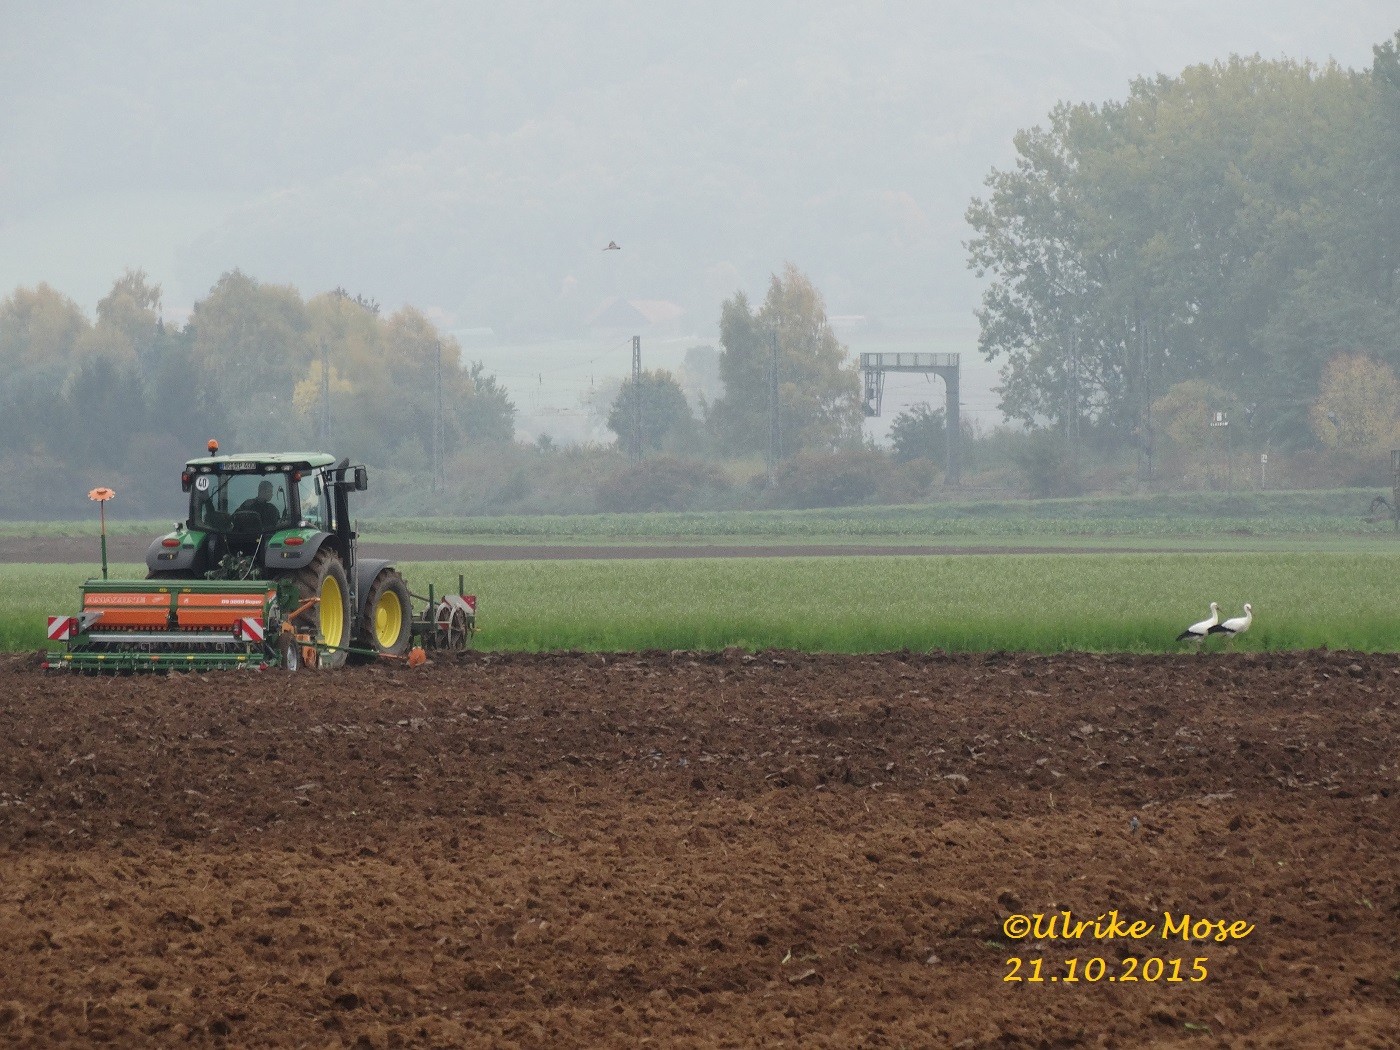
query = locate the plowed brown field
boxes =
[0,650,1396,1048]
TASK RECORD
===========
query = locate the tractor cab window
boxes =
[190,472,291,533]
[297,472,328,530]
[229,474,289,531]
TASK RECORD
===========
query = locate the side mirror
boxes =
[314,475,323,495]
[353,466,368,491]
[181,471,193,493]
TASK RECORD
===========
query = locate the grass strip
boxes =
[6,553,1396,654]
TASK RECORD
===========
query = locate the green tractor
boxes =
[45,442,476,672]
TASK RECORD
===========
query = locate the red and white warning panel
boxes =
[232,617,265,642]
[47,616,77,641]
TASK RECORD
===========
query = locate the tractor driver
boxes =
[235,480,282,531]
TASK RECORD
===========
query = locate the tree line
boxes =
[0,270,515,516]
[966,31,1400,471]
[603,263,864,459]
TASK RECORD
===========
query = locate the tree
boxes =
[63,355,146,467]
[887,403,947,465]
[1310,353,1400,449]
[0,364,69,455]
[190,270,313,449]
[708,290,766,453]
[81,269,162,365]
[381,306,455,390]
[679,344,722,414]
[143,320,228,453]
[347,306,450,461]
[581,376,626,435]
[306,288,386,382]
[461,361,516,446]
[606,369,699,454]
[292,362,354,419]
[334,306,513,460]
[966,53,1394,453]
[0,284,93,459]
[965,101,1108,432]
[1150,380,1241,480]
[0,283,90,371]
[0,270,515,511]
[708,264,861,456]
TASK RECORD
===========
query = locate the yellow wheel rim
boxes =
[319,573,345,648]
[373,589,403,648]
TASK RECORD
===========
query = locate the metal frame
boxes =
[859,352,961,484]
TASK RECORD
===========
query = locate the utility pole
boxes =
[1065,323,1081,470]
[318,340,331,444]
[432,340,445,492]
[767,326,780,483]
[631,335,642,461]
[945,366,961,486]
[1138,311,1155,483]
[1209,410,1229,493]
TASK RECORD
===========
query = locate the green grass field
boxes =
[5,551,1397,654]
[369,488,1399,543]
[5,487,1394,547]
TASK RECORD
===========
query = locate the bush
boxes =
[767,449,894,509]
[888,404,947,465]
[876,458,940,503]
[1012,431,1085,499]
[596,457,732,512]
[1282,447,1392,489]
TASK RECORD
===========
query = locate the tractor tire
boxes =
[355,570,413,662]
[293,548,350,669]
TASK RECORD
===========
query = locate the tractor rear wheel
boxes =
[293,548,350,669]
[358,570,413,660]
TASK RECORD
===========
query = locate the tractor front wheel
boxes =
[293,548,350,669]
[358,570,413,661]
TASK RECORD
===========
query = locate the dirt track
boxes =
[0,536,1182,564]
[1,650,1397,1047]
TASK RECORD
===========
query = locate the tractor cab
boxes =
[146,450,349,576]
[183,452,340,549]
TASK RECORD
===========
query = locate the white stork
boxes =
[1176,602,1220,643]
[1208,603,1253,640]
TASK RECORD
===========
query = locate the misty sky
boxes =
[3,1,1396,339]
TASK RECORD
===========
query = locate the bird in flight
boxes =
[1176,602,1219,644]
[1207,603,1253,640]
[603,241,621,251]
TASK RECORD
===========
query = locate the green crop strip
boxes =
[6,488,1394,545]
[399,553,1400,653]
[7,553,1393,655]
